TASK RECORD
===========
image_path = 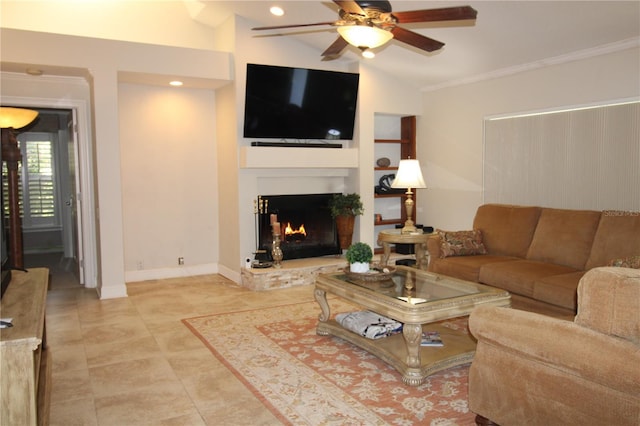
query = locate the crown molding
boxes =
[1,71,90,86]
[421,37,640,93]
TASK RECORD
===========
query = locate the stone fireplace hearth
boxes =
[240,253,412,291]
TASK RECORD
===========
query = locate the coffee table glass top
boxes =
[335,267,485,304]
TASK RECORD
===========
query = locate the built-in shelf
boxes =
[376,219,402,226]
[374,115,416,253]
[240,146,359,169]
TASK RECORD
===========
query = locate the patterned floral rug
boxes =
[183,300,475,426]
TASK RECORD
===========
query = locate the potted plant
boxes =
[345,242,373,273]
[329,193,364,250]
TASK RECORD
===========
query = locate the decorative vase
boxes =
[271,236,283,268]
[335,214,355,250]
[350,262,370,273]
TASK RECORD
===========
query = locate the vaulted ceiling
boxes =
[189,1,640,91]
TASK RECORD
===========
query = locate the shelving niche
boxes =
[373,115,416,253]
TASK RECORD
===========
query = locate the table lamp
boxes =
[1,107,39,269]
[391,159,426,234]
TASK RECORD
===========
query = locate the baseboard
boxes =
[124,263,219,283]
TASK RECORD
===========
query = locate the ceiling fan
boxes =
[252,1,477,58]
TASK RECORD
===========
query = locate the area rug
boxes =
[183,300,475,426]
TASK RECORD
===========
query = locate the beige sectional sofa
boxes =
[426,204,640,318]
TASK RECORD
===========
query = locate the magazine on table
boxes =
[421,331,444,347]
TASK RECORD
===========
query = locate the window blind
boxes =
[484,101,640,211]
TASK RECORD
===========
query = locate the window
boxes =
[2,132,60,228]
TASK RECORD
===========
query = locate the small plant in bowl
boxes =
[345,242,373,273]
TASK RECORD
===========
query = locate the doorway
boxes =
[13,109,82,287]
[2,69,98,288]
[2,96,97,289]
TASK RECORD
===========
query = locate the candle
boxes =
[270,213,277,224]
[272,222,281,235]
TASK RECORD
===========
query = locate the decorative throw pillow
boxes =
[437,229,488,258]
[608,255,640,269]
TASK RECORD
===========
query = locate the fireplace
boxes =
[257,193,340,260]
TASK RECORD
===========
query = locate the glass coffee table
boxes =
[314,266,510,386]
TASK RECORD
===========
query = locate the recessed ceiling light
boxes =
[169,80,183,87]
[270,6,284,16]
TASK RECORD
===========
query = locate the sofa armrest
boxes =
[575,267,640,345]
[469,305,640,394]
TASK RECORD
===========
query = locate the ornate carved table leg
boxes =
[402,322,423,385]
[380,241,391,267]
[314,288,330,336]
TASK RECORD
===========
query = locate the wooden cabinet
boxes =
[374,115,416,252]
[1,268,51,426]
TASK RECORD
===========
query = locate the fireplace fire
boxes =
[257,193,340,260]
[284,223,307,240]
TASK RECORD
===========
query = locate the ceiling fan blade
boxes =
[253,21,335,31]
[391,27,444,52]
[322,36,349,57]
[333,0,366,16]
[392,6,477,24]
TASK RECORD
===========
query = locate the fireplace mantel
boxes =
[240,146,358,168]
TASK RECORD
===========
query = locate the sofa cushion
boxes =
[584,211,640,270]
[437,229,487,258]
[479,260,578,299]
[429,255,519,283]
[473,204,541,258]
[533,271,586,311]
[526,208,601,270]
[575,267,640,345]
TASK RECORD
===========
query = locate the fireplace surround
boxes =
[257,193,341,260]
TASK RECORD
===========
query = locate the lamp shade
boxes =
[0,107,39,129]
[337,25,393,49]
[391,159,426,189]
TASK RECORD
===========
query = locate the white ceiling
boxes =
[190,1,640,90]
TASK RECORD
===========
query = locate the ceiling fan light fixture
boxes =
[337,25,393,49]
[361,49,375,59]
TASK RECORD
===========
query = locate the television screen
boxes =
[243,64,359,141]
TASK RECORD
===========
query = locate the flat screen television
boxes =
[243,64,360,141]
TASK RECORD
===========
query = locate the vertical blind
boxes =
[484,101,640,211]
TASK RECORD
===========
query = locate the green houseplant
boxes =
[329,193,364,250]
[345,242,373,272]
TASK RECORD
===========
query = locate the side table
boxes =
[377,229,432,269]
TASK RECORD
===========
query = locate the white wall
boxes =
[119,83,218,281]
[226,16,359,274]
[0,1,216,50]
[420,46,640,231]
[215,16,426,275]
[356,64,422,247]
[1,28,232,298]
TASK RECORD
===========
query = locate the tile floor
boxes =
[43,263,316,425]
